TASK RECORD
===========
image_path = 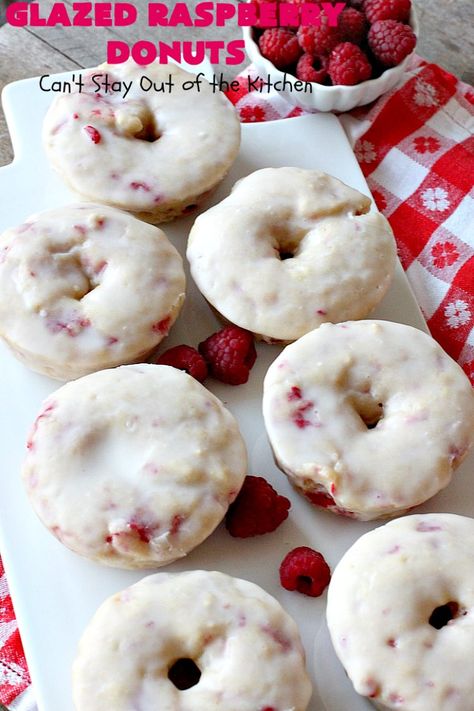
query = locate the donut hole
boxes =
[271,225,307,261]
[274,240,299,261]
[49,247,95,300]
[134,113,161,143]
[429,601,460,630]
[349,392,384,430]
[168,658,201,690]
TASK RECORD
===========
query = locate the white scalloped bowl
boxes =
[242,8,418,112]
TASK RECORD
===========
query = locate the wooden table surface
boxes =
[0,0,472,167]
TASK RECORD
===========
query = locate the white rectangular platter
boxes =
[1,69,473,711]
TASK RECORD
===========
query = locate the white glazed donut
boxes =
[187,168,397,342]
[22,364,247,569]
[0,204,185,380]
[327,514,474,711]
[72,570,312,711]
[262,320,474,520]
[43,61,241,223]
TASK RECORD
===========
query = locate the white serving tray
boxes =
[1,68,473,711]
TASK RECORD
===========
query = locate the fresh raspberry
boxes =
[339,7,368,45]
[297,14,342,56]
[153,345,208,382]
[258,28,302,69]
[83,125,101,144]
[368,19,416,67]
[199,326,257,385]
[296,53,328,83]
[280,546,331,597]
[328,42,372,85]
[364,0,411,24]
[225,475,291,537]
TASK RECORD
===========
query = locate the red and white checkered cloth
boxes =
[0,559,31,710]
[1,55,473,710]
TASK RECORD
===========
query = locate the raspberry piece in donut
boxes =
[263,320,474,520]
[73,571,312,711]
[0,204,185,380]
[187,168,397,343]
[225,475,291,537]
[43,61,241,224]
[280,546,331,597]
[22,365,247,568]
[199,326,257,385]
[327,514,474,710]
[83,125,101,143]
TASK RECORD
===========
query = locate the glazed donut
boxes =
[43,61,241,223]
[72,570,312,711]
[22,364,247,569]
[327,514,474,711]
[187,167,397,342]
[262,320,474,520]
[0,204,185,380]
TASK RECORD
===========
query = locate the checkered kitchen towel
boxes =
[1,55,473,710]
[0,559,31,709]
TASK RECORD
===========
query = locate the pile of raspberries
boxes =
[256,0,417,86]
[153,325,257,385]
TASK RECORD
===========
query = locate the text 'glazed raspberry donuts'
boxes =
[73,570,312,711]
[22,364,247,569]
[187,167,397,342]
[43,61,241,223]
[263,320,474,520]
[327,514,474,710]
[0,204,185,380]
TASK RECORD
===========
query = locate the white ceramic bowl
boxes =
[242,8,419,112]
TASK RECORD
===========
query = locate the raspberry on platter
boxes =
[280,546,331,597]
[153,345,208,382]
[199,325,257,386]
[225,475,291,537]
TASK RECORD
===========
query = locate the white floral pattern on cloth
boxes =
[422,186,451,212]
[0,661,26,689]
[445,300,472,329]
[414,77,439,107]
[355,140,377,164]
